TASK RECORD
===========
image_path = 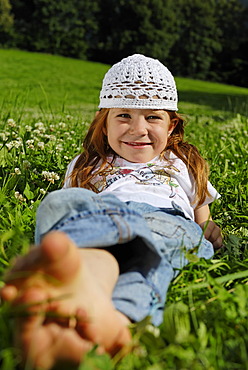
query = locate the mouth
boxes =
[123,141,152,147]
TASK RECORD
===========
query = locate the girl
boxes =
[1,54,222,369]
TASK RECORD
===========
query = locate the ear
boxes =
[168,118,178,136]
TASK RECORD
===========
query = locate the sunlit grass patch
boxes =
[0,49,247,369]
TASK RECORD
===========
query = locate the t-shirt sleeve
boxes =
[167,153,221,210]
[184,169,220,209]
[63,155,80,188]
[203,181,221,206]
[190,180,220,209]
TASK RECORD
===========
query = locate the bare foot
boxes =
[1,231,131,369]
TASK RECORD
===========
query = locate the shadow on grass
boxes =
[179,90,248,116]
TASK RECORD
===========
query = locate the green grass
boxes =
[0,49,109,120]
[0,49,248,370]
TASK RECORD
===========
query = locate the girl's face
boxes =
[105,108,176,163]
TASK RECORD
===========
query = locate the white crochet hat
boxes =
[99,54,178,111]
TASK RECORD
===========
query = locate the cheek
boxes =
[156,128,169,145]
[108,125,125,141]
[107,130,119,151]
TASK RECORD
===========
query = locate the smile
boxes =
[123,142,152,147]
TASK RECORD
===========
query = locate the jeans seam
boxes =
[144,279,164,315]
[108,213,131,243]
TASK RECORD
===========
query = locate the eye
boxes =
[117,113,131,119]
[147,115,162,121]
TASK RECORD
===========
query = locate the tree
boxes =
[90,0,181,67]
[212,0,248,86]
[168,0,222,80]
[168,0,248,85]
[0,0,14,45]
[10,0,100,59]
[6,0,248,86]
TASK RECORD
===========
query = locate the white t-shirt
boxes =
[63,152,220,220]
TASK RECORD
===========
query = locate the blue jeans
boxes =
[35,188,214,326]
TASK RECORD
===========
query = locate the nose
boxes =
[129,117,148,136]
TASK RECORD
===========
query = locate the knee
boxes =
[37,187,94,222]
[39,188,93,212]
[35,188,94,244]
[41,189,64,208]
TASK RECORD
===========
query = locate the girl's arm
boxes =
[194,205,223,249]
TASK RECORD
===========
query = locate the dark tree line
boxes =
[1,0,248,86]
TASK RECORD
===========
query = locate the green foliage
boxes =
[2,0,248,86]
[0,115,85,271]
[0,0,13,30]
[169,0,222,79]
[91,0,180,64]
[211,0,248,86]
[0,0,14,45]
[0,50,248,369]
[119,284,248,369]
[10,0,100,58]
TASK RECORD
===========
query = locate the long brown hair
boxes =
[69,108,209,207]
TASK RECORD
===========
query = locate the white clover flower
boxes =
[23,160,31,169]
[133,346,147,357]
[26,139,35,149]
[34,122,46,133]
[42,171,60,184]
[6,139,22,150]
[43,134,56,141]
[0,133,7,141]
[55,144,63,152]
[33,129,41,135]
[40,188,46,195]
[145,324,160,338]
[25,125,32,132]
[66,115,72,120]
[14,191,26,202]
[35,122,45,129]
[7,118,16,127]
[58,122,66,128]
[14,168,21,175]
[6,142,13,150]
[37,142,45,150]
[14,139,22,148]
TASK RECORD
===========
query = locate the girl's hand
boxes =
[199,220,223,249]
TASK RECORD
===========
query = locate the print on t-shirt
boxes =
[94,163,179,198]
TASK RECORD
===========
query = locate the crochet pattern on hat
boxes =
[99,54,178,111]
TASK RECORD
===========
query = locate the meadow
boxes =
[0,49,247,370]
